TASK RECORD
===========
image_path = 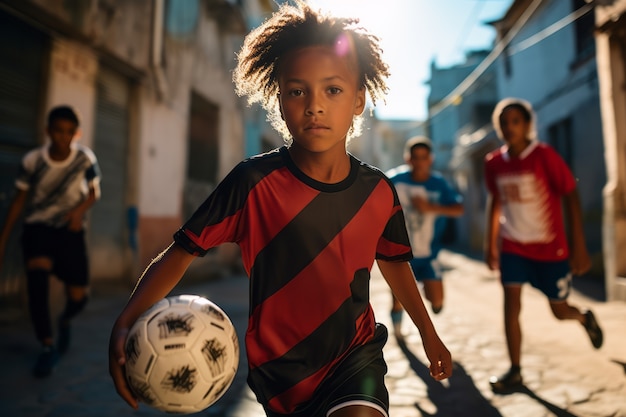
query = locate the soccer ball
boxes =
[124,294,239,414]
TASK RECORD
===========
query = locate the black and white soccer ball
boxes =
[124,294,239,414]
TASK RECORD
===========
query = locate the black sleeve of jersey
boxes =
[173,229,209,257]
[173,149,284,256]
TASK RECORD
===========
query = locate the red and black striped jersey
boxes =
[174,146,412,414]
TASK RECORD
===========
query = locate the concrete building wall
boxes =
[428,51,497,177]
[46,40,99,149]
[595,0,626,300]
[0,0,274,300]
[495,1,577,102]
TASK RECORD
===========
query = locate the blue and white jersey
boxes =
[387,165,462,259]
[16,142,101,228]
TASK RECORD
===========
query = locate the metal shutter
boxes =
[0,10,47,303]
[89,67,130,279]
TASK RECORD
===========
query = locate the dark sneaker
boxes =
[57,319,71,355]
[33,346,59,378]
[583,310,603,349]
[489,367,523,393]
[390,309,403,338]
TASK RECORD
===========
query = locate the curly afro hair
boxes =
[233,0,390,144]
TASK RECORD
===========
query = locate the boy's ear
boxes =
[354,87,366,116]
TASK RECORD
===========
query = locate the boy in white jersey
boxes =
[387,136,463,336]
[0,105,101,377]
[484,98,602,393]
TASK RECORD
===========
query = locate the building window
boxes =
[548,117,573,170]
[184,92,220,219]
[571,0,595,62]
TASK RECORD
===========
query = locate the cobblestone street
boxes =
[0,249,624,416]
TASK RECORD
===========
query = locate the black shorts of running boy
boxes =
[21,223,89,286]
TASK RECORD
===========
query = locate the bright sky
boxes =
[308,0,514,121]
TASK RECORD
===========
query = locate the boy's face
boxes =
[499,107,531,149]
[408,146,432,179]
[47,119,79,150]
[277,45,365,154]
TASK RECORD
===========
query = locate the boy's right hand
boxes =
[108,324,139,409]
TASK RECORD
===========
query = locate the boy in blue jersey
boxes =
[387,136,463,335]
[109,2,451,416]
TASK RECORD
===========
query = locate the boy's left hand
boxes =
[423,335,452,381]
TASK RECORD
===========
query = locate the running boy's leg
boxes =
[58,285,88,354]
[25,256,59,377]
[422,258,444,314]
[25,258,54,346]
[56,228,90,354]
[390,258,441,337]
[503,285,523,368]
[549,301,603,348]
[525,259,603,349]
[490,253,526,392]
[422,280,443,313]
[22,224,62,377]
[489,285,523,392]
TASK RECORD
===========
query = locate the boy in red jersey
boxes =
[484,98,603,393]
[108,2,451,416]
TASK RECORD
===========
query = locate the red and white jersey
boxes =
[484,141,576,261]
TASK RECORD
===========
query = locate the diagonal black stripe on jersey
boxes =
[26,153,91,225]
[183,149,284,234]
[248,170,381,311]
[248,269,371,405]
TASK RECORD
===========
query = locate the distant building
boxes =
[595,0,626,301]
[0,0,279,315]
[350,114,427,173]
[426,50,499,179]
[426,51,499,250]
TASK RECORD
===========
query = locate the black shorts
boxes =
[265,324,390,417]
[21,223,89,286]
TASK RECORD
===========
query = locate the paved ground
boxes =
[0,249,624,417]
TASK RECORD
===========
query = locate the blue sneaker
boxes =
[33,346,59,378]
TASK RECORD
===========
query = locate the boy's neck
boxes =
[411,170,430,182]
[507,140,532,157]
[48,144,72,161]
[288,146,351,184]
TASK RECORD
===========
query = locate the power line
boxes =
[508,2,593,54]
[452,1,485,59]
[424,0,598,128]
[426,0,544,122]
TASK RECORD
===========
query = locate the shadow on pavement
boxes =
[496,385,580,417]
[396,337,502,417]
[611,359,626,375]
